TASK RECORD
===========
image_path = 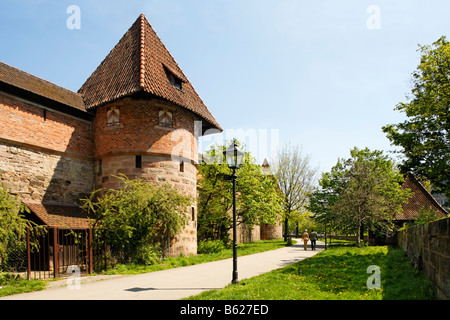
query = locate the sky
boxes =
[1,0,450,176]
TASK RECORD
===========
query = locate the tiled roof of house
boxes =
[0,61,86,112]
[395,174,448,220]
[78,14,222,132]
[24,202,92,229]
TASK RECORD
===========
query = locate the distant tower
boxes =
[260,159,283,240]
[78,14,222,256]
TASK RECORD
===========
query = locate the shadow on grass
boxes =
[382,246,435,300]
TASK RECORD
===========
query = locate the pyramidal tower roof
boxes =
[78,14,221,132]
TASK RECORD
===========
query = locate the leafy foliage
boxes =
[82,175,192,264]
[197,142,282,242]
[0,183,41,271]
[383,36,450,200]
[314,148,411,246]
[197,239,226,254]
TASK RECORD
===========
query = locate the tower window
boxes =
[191,207,195,221]
[107,106,120,126]
[98,160,102,175]
[180,161,185,172]
[135,155,142,169]
[159,109,173,128]
[164,66,183,91]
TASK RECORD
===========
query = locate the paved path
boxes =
[1,240,324,300]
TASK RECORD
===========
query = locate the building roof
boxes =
[0,61,87,113]
[78,14,222,132]
[395,174,448,220]
[24,202,92,229]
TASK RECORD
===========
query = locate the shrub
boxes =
[198,239,226,254]
[82,175,193,264]
[131,243,161,266]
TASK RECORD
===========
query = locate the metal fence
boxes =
[25,227,93,280]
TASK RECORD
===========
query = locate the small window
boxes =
[159,109,173,128]
[164,67,182,91]
[107,106,120,126]
[191,207,195,221]
[180,161,184,172]
[135,155,142,169]
[98,160,102,174]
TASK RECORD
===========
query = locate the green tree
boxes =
[82,175,192,263]
[383,36,450,200]
[319,148,411,247]
[0,183,40,271]
[197,142,282,243]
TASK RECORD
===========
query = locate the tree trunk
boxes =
[284,217,289,242]
[356,219,361,248]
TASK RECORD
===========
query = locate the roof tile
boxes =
[78,14,222,132]
[24,202,92,229]
[395,174,448,220]
[0,62,86,112]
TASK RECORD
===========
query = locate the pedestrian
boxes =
[302,229,309,250]
[310,229,318,250]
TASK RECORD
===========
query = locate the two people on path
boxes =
[301,229,318,251]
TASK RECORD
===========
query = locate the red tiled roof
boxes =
[395,174,448,220]
[24,202,92,229]
[78,14,222,132]
[0,61,86,112]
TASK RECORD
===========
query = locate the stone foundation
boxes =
[0,141,94,204]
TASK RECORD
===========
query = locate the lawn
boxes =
[0,273,46,297]
[186,245,436,300]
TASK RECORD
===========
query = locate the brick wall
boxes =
[0,91,94,204]
[0,91,93,156]
[94,98,197,161]
[397,217,450,300]
[261,222,283,240]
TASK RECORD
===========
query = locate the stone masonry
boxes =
[397,217,450,300]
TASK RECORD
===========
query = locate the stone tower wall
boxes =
[93,97,199,256]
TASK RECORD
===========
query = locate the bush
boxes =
[131,244,161,266]
[0,183,39,272]
[82,175,193,264]
[198,239,226,254]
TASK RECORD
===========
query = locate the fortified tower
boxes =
[78,14,222,256]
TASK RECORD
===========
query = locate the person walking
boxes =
[309,229,318,250]
[302,229,309,250]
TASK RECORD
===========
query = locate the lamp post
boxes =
[319,199,329,250]
[223,140,245,284]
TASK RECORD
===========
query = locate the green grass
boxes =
[0,274,46,297]
[102,239,294,275]
[186,245,436,300]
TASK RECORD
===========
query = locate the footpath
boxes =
[1,239,324,300]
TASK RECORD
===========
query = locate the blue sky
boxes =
[1,0,450,175]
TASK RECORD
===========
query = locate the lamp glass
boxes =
[224,142,245,170]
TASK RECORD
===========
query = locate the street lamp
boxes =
[319,199,329,250]
[223,140,245,284]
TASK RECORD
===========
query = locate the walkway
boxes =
[1,240,324,300]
